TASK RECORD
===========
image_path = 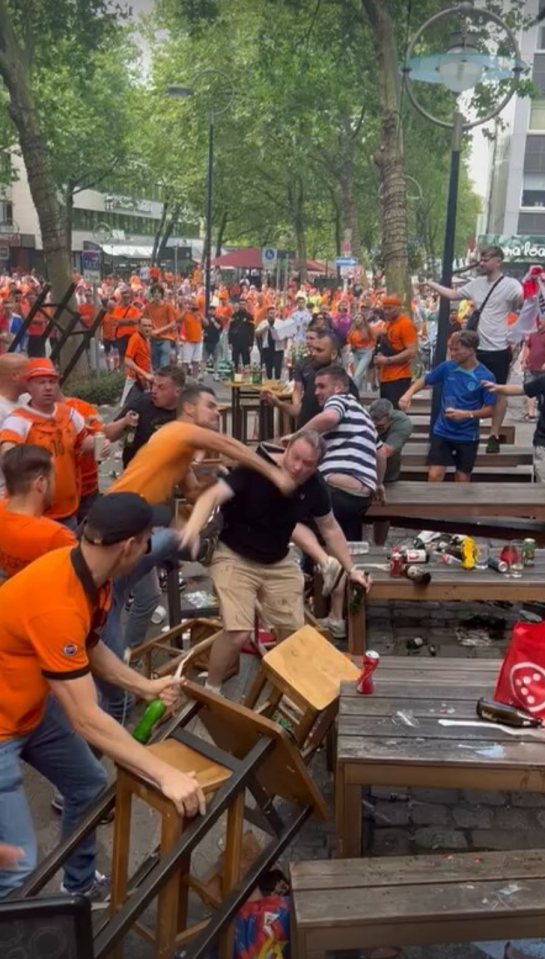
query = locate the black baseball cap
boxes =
[82,493,172,546]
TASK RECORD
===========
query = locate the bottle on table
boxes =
[476,697,542,728]
[133,699,166,744]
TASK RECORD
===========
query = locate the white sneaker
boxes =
[61,870,110,903]
[316,616,347,640]
[319,556,344,597]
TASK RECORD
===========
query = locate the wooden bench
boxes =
[398,464,534,482]
[290,852,545,959]
[409,417,516,443]
[401,444,534,467]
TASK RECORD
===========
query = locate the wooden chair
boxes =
[128,617,222,679]
[244,625,360,763]
[107,682,328,959]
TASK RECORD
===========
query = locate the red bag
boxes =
[494,621,545,718]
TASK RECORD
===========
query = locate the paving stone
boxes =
[412,788,460,804]
[413,828,468,851]
[372,828,414,856]
[452,806,494,829]
[512,792,545,808]
[472,829,543,851]
[463,790,508,806]
[410,802,450,827]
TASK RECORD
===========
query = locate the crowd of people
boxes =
[1,241,543,896]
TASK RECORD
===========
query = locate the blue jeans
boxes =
[151,339,172,370]
[0,696,108,897]
[97,529,181,724]
[352,348,374,391]
[58,514,78,532]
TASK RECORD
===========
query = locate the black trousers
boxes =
[232,344,250,369]
[261,347,283,379]
[380,377,412,409]
[329,486,372,542]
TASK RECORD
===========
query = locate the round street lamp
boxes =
[401,3,524,426]
[168,70,234,318]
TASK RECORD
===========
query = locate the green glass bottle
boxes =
[133,699,166,744]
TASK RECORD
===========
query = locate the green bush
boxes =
[65,371,125,406]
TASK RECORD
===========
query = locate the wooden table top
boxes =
[337,658,545,773]
[224,380,291,395]
[351,546,545,598]
[367,482,544,518]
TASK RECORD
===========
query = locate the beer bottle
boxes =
[404,565,431,585]
[133,699,166,744]
[476,698,542,728]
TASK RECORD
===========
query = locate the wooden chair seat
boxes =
[290,851,545,959]
[148,740,232,795]
[244,626,360,762]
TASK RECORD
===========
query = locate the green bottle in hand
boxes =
[133,699,166,744]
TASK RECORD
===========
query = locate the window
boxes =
[533,53,545,95]
[539,25,545,51]
[530,100,545,131]
[518,211,545,232]
[524,135,545,173]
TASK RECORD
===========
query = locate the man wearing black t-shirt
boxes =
[481,374,545,481]
[181,431,371,691]
[262,329,360,428]
[116,366,185,466]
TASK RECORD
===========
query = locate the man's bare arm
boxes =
[186,425,294,494]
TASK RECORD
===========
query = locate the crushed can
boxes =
[356,650,380,694]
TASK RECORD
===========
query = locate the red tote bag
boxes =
[495,621,545,719]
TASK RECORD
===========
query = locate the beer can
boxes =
[389,550,404,577]
[356,650,380,695]
[523,539,536,567]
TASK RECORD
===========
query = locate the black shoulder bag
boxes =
[465,275,504,332]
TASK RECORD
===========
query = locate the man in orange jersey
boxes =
[101,297,119,371]
[0,492,205,899]
[110,384,294,507]
[180,297,204,379]
[113,289,142,360]
[374,295,418,409]
[0,446,76,582]
[0,359,94,529]
[143,285,177,369]
[121,316,153,405]
[78,289,96,330]
[24,289,50,358]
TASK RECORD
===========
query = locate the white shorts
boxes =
[181,341,203,364]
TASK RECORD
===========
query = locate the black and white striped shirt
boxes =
[319,393,381,491]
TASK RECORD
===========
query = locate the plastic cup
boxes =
[510,540,524,579]
[475,541,490,571]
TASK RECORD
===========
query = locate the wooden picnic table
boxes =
[335,657,545,858]
[398,465,533,482]
[224,380,292,441]
[348,546,545,654]
[401,444,533,467]
[367,481,545,522]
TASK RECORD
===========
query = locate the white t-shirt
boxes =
[456,275,522,352]
[0,394,28,495]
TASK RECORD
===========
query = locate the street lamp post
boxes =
[402,3,523,426]
[168,70,234,320]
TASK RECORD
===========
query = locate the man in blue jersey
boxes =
[399,330,496,482]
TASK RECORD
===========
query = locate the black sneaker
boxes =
[486,435,500,454]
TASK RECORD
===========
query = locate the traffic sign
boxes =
[82,249,101,282]
[335,256,358,268]
[262,247,277,268]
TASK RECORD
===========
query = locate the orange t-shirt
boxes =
[0,404,86,519]
[348,329,374,350]
[0,502,76,581]
[0,546,111,741]
[216,304,233,328]
[101,312,117,341]
[109,421,209,504]
[79,303,96,329]
[65,396,101,497]
[125,331,151,380]
[379,314,417,383]
[113,304,142,339]
[143,302,177,341]
[181,310,203,344]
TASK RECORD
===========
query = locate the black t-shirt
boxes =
[220,444,332,564]
[115,393,177,466]
[295,359,360,428]
[524,374,545,446]
[204,314,222,347]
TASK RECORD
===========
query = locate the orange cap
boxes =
[26,358,60,380]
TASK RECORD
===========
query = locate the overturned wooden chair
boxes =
[244,625,360,764]
[103,682,328,959]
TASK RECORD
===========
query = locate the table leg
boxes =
[232,389,241,440]
[348,583,366,655]
[335,765,362,858]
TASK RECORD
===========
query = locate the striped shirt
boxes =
[319,393,381,492]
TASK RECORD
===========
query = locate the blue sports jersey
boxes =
[425,360,496,442]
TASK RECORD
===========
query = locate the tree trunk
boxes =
[216,209,229,256]
[360,0,410,302]
[151,199,170,265]
[0,1,72,302]
[65,179,75,258]
[289,177,307,283]
[339,158,362,262]
[157,202,180,263]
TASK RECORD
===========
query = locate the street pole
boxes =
[204,115,214,320]
[174,241,178,278]
[430,110,463,432]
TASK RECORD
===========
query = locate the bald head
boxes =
[0,353,29,401]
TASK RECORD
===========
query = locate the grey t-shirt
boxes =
[382,410,413,483]
[456,275,522,352]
